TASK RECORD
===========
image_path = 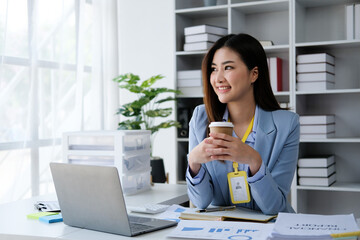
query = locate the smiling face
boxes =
[210,47,258,104]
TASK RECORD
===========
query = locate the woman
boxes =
[186,33,300,215]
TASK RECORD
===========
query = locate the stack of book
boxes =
[177,69,202,87]
[300,115,335,139]
[183,24,227,52]
[267,57,282,92]
[296,53,335,91]
[298,155,336,187]
[346,4,360,40]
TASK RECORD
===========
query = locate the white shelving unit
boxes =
[174,0,360,216]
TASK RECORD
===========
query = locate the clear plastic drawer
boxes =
[121,153,150,174]
[121,170,151,195]
[122,134,150,153]
[68,135,114,151]
[68,155,114,166]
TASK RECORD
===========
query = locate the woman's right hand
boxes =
[188,137,217,176]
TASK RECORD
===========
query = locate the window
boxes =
[0,0,118,204]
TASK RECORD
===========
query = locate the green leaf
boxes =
[119,84,143,93]
[117,119,144,130]
[148,120,181,134]
[113,73,140,84]
[140,74,164,88]
[155,96,177,104]
[142,88,181,98]
[145,108,173,118]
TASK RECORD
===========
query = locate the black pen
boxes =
[196,205,236,213]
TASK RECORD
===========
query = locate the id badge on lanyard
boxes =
[227,116,254,204]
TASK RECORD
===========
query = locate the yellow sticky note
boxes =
[27,212,58,220]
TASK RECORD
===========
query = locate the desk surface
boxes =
[0,184,188,240]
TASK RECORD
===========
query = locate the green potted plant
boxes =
[113,73,181,156]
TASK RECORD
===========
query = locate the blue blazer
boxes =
[186,105,300,215]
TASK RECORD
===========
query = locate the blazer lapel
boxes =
[254,108,276,165]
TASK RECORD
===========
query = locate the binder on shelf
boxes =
[177,70,202,79]
[346,4,355,40]
[184,24,228,36]
[297,72,335,82]
[185,33,222,43]
[298,155,335,168]
[297,81,334,91]
[296,63,335,74]
[298,164,336,177]
[298,173,336,187]
[184,41,213,51]
[355,4,360,39]
[296,53,335,65]
[268,57,282,92]
[300,124,335,134]
[299,115,335,125]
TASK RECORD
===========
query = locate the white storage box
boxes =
[63,130,152,195]
[121,169,151,195]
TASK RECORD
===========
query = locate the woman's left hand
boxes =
[205,132,262,175]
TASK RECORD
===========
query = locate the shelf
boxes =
[295,40,360,49]
[263,44,289,53]
[300,138,360,143]
[177,138,189,142]
[175,6,228,18]
[231,0,289,14]
[295,0,358,8]
[274,91,290,96]
[296,89,360,95]
[296,182,360,192]
[176,51,206,56]
[175,0,360,216]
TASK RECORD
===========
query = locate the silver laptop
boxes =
[50,162,177,236]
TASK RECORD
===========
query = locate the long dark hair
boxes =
[202,33,281,123]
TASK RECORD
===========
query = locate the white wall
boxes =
[117,0,177,183]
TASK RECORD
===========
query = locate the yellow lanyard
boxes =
[230,116,254,172]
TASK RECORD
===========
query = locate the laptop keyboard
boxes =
[130,222,154,233]
[129,215,152,223]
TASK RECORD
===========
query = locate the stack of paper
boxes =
[183,24,227,51]
[296,53,335,91]
[268,212,360,240]
[177,69,202,87]
[267,57,283,92]
[298,155,336,187]
[300,115,335,139]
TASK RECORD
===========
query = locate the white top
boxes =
[209,122,234,128]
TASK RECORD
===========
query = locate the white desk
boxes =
[0,184,188,240]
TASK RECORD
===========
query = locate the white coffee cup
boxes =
[209,122,234,136]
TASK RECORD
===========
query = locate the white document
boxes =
[270,212,360,239]
[168,220,274,240]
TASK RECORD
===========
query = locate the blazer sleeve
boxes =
[249,112,300,215]
[186,106,214,209]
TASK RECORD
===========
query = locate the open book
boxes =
[179,206,276,223]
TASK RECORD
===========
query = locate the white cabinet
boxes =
[174,0,360,217]
[63,130,152,195]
